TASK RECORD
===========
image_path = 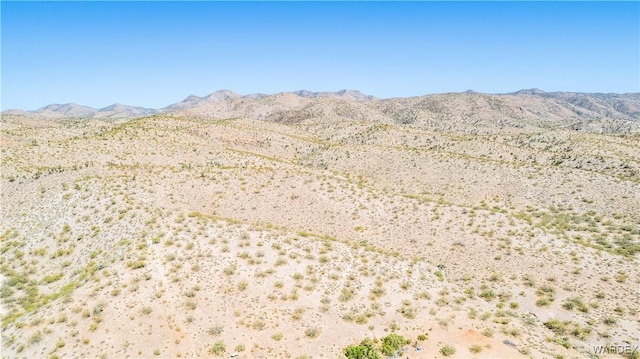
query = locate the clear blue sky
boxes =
[1,1,638,110]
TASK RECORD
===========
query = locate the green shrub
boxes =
[344,338,380,359]
[479,289,495,301]
[209,341,226,356]
[544,319,567,335]
[536,297,552,307]
[380,333,409,356]
[339,287,356,302]
[440,345,456,356]
[42,273,63,284]
[128,260,146,269]
[562,297,588,313]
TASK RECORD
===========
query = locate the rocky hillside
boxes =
[1,91,639,359]
[4,90,639,134]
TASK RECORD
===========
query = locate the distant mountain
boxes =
[162,90,242,111]
[2,102,154,119]
[1,109,29,116]
[94,103,157,118]
[2,90,639,131]
[505,90,640,120]
[33,103,98,118]
[242,93,268,100]
[204,89,242,102]
[511,88,546,96]
[292,89,375,100]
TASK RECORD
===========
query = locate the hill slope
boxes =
[1,92,639,358]
[4,90,640,130]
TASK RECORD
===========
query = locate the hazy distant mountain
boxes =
[94,103,157,118]
[3,90,639,132]
[293,89,375,100]
[512,88,547,96]
[2,102,154,119]
[32,103,98,118]
[163,90,242,111]
[506,89,640,121]
[1,109,29,116]
[242,93,268,100]
[204,89,242,102]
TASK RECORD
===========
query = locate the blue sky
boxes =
[1,1,638,110]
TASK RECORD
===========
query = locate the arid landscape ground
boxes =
[1,90,639,358]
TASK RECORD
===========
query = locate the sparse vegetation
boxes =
[2,92,638,359]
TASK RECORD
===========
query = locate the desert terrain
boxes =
[1,89,639,358]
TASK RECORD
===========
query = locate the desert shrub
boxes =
[380,333,409,356]
[252,320,266,330]
[292,307,304,321]
[536,297,552,307]
[570,324,592,340]
[548,335,571,349]
[28,331,43,345]
[370,286,386,298]
[544,319,567,335]
[223,264,236,275]
[398,301,417,319]
[481,328,494,337]
[344,338,380,359]
[185,300,197,310]
[479,289,495,301]
[562,296,588,313]
[522,274,535,287]
[339,287,357,302]
[93,303,105,315]
[305,327,320,338]
[209,341,226,356]
[536,284,555,296]
[128,260,146,269]
[207,326,223,336]
[237,280,248,291]
[440,345,456,356]
[42,273,63,284]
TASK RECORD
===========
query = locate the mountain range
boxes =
[3,89,640,132]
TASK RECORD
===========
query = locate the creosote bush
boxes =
[440,345,456,356]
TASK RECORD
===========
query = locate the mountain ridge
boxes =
[3,90,640,129]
